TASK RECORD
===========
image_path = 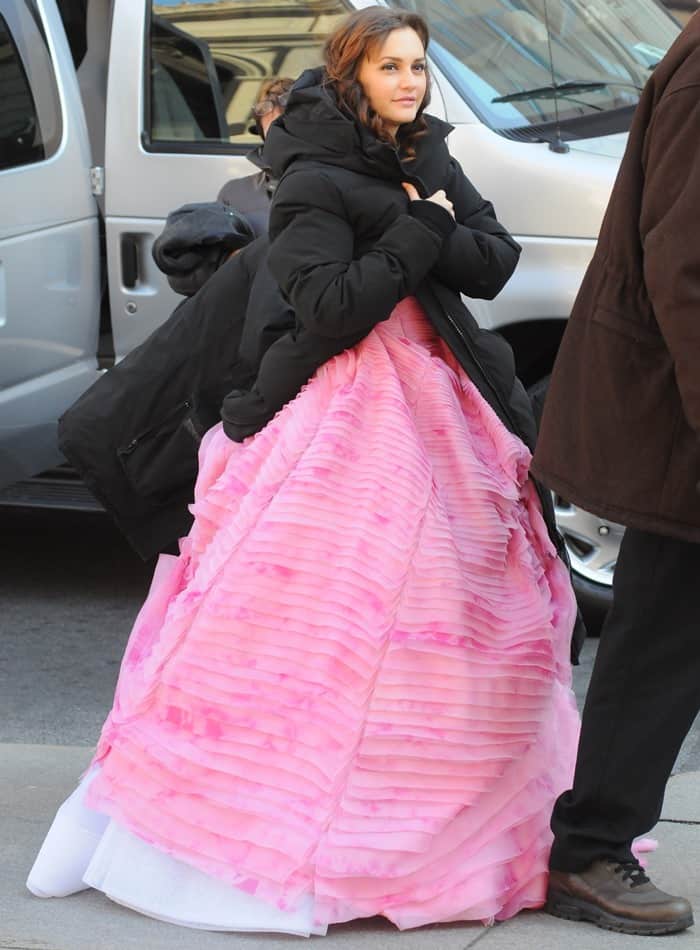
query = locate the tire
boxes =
[527,375,620,636]
[571,571,613,637]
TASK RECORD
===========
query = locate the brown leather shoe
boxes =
[546,859,694,935]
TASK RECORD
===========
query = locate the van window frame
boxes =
[141,0,355,156]
[141,5,254,156]
[0,0,63,171]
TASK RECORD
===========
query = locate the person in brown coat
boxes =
[531,13,700,937]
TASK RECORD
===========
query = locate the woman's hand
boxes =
[402,182,455,218]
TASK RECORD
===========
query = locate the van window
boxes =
[0,7,62,172]
[395,0,679,138]
[146,0,351,151]
[56,0,89,69]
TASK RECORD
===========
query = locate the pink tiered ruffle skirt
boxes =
[28,297,579,933]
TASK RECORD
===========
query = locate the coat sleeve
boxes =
[267,168,453,339]
[428,159,521,299]
[641,85,700,445]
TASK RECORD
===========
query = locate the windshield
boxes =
[390,0,680,132]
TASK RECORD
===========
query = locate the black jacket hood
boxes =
[263,66,454,196]
[246,143,269,173]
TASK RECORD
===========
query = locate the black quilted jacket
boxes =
[221,67,525,443]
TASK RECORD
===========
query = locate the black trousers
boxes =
[550,527,700,872]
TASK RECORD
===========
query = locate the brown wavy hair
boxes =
[323,6,431,160]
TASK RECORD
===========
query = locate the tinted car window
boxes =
[0,5,62,172]
[146,0,351,151]
[56,0,89,68]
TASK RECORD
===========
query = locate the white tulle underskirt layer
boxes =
[27,769,327,936]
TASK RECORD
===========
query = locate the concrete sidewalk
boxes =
[2,744,699,950]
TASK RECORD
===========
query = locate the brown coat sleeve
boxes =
[640,82,700,441]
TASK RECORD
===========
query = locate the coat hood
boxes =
[246,144,269,173]
[263,66,454,196]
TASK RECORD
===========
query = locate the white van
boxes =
[0,0,682,628]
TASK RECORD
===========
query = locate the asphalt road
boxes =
[1,507,697,771]
[0,508,152,745]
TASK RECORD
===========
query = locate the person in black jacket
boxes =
[220,59,522,441]
[29,8,581,934]
[152,77,295,297]
[215,76,295,235]
[56,80,298,559]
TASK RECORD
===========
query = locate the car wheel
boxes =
[528,375,623,635]
[552,494,622,634]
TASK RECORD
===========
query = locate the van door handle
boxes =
[121,235,139,288]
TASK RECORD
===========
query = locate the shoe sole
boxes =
[545,893,694,936]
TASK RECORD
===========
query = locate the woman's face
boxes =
[357,27,427,136]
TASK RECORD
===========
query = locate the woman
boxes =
[220,16,531,442]
[27,8,580,935]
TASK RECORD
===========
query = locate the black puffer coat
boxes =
[221,67,524,441]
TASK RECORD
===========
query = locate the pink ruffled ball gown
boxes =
[27,297,580,934]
